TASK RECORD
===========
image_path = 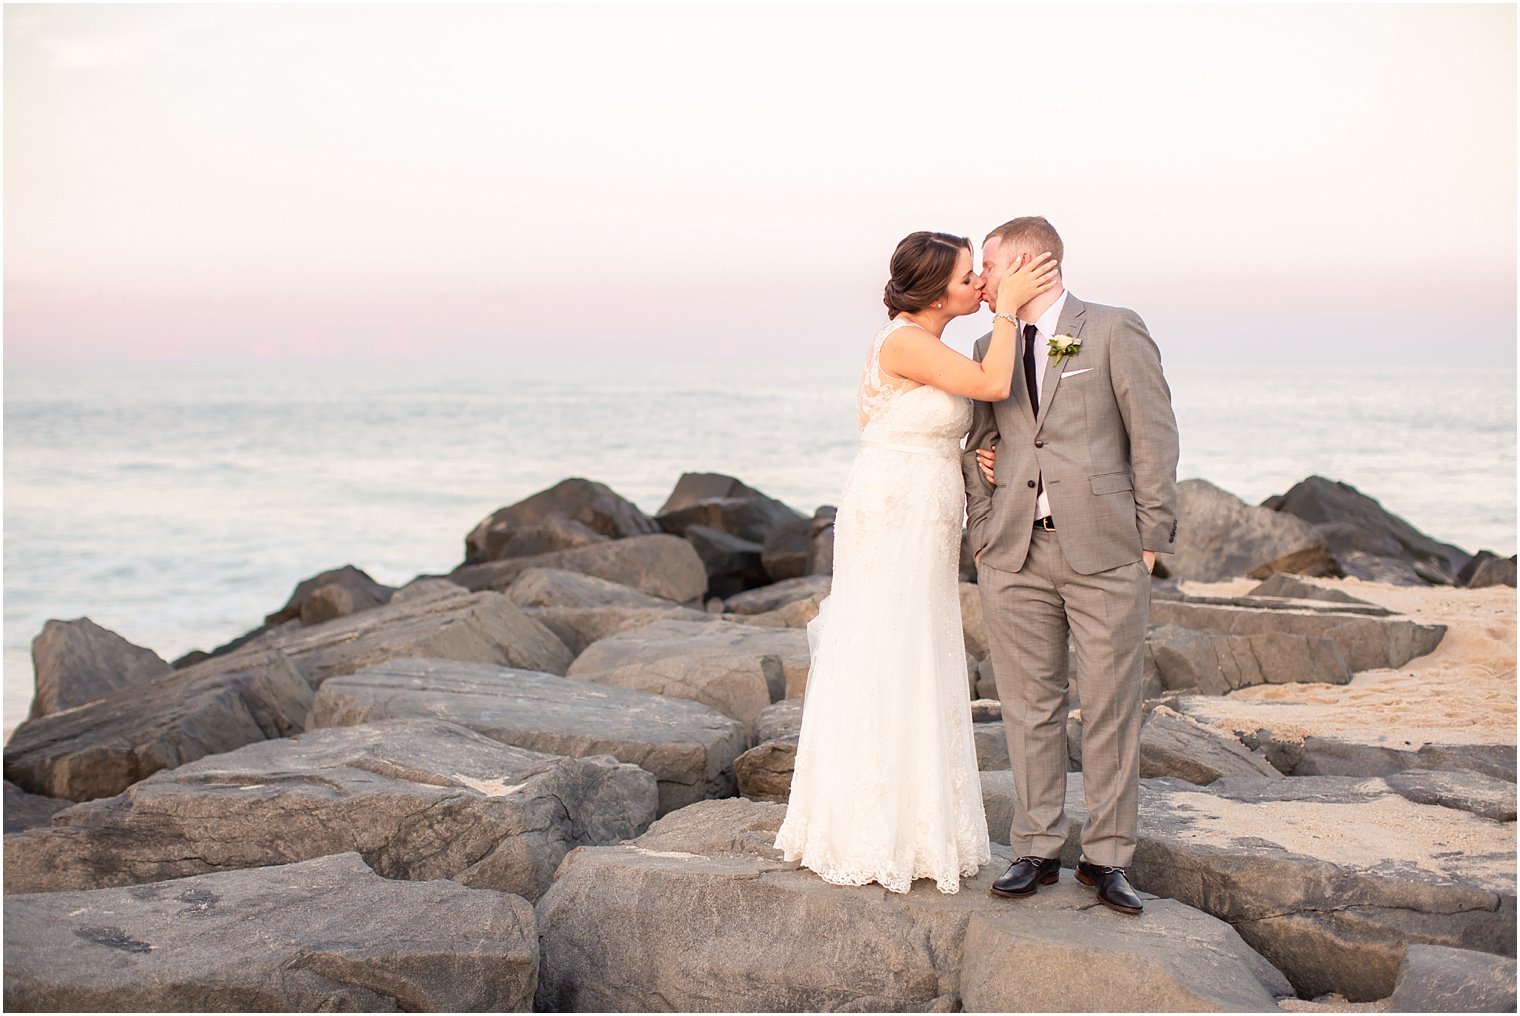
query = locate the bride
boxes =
[773,231,1057,893]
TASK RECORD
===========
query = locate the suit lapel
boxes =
[1034,293,1086,435]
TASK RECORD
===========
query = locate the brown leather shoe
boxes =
[989,855,1060,898]
[1075,860,1143,914]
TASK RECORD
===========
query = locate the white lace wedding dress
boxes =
[773,317,991,894]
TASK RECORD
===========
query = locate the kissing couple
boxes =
[773,216,1180,915]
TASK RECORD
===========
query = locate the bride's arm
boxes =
[879,253,1055,400]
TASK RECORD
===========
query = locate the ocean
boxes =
[4,360,1515,737]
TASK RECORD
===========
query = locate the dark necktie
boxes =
[1022,323,1040,417]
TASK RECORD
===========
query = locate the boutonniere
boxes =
[1047,334,1082,368]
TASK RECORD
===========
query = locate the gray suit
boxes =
[963,292,1178,867]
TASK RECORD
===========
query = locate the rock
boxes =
[3,650,313,803]
[533,798,1291,1012]
[1464,555,1518,589]
[657,471,779,516]
[2,852,537,1012]
[761,516,813,582]
[973,721,1010,771]
[450,533,708,604]
[523,604,713,656]
[960,582,988,658]
[723,575,833,614]
[1171,479,1331,582]
[464,477,658,564]
[1147,599,1445,673]
[1069,705,1280,785]
[754,699,804,742]
[474,514,610,562]
[655,491,805,546]
[2,780,69,833]
[1058,774,1517,1001]
[1247,544,1344,581]
[389,576,471,605]
[568,619,807,731]
[1384,769,1517,821]
[1145,623,1351,695]
[1263,476,1472,585]
[308,658,746,815]
[1247,574,1374,606]
[3,717,655,900]
[808,505,836,575]
[258,588,573,686]
[27,617,171,719]
[980,770,1017,844]
[735,739,797,803]
[263,564,394,626]
[1388,944,1517,1013]
[680,524,769,598]
[506,567,675,610]
[727,593,824,629]
[172,618,300,668]
[974,656,998,700]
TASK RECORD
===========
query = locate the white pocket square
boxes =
[1060,368,1094,378]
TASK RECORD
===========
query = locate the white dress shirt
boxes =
[1020,288,1069,521]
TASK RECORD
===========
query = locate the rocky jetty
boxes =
[4,470,1513,1012]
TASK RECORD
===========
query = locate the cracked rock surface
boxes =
[3,851,538,1012]
[3,717,655,901]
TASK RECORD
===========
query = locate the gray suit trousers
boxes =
[978,528,1149,867]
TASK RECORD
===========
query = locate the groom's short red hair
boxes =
[985,217,1064,269]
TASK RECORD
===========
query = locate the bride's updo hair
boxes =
[884,231,972,318]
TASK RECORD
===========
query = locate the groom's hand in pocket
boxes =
[1143,550,1156,573]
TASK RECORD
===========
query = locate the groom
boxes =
[963,216,1179,915]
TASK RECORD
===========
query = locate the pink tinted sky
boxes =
[4,3,1515,367]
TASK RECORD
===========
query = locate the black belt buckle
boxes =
[1035,516,1056,532]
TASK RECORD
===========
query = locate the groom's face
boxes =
[979,237,1027,314]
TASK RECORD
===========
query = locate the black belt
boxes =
[1034,516,1056,531]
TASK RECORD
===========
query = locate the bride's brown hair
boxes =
[883,231,972,318]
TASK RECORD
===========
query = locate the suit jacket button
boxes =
[1034,440,1044,448]
[1027,480,1036,488]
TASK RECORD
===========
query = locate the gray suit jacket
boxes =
[962,293,1180,576]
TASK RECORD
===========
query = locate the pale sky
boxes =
[4,3,1516,366]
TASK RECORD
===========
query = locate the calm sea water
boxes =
[4,360,1515,737]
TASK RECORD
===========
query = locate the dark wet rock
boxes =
[568,619,806,732]
[1388,944,1517,1013]
[1171,479,1331,583]
[722,575,833,615]
[681,524,769,598]
[1263,476,1472,586]
[265,564,396,626]
[464,477,658,565]
[2,852,537,1012]
[1147,598,1444,673]
[450,533,708,605]
[3,650,313,803]
[1058,773,1516,1001]
[1145,623,1351,695]
[657,471,782,517]
[655,489,805,546]
[761,516,813,582]
[808,505,836,575]
[27,617,171,720]
[308,658,746,816]
[1463,554,1518,589]
[533,798,1291,1012]
[3,717,655,901]
[2,780,70,833]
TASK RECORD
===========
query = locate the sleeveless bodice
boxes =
[857,318,973,456]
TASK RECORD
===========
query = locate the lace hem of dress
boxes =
[774,834,993,895]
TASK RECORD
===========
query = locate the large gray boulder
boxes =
[1264,475,1472,585]
[2,852,537,1012]
[567,619,806,732]
[1058,773,1516,1001]
[1146,623,1351,694]
[256,587,573,685]
[308,658,746,815]
[656,471,786,516]
[1170,479,1331,582]
[1069,705,1281,785]
[506,567,676,610]
[523,604,714,656]
[464,477,658,564]
[1148,598,1445,673]
[3,718,656,901]
[28,617,171,719]
[450,533,708,604]
[655,484,805,545]
[1388,944,1518,1013]
[3,649,313,803]
[534,798,1292,1012]
[264,564,395,626]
